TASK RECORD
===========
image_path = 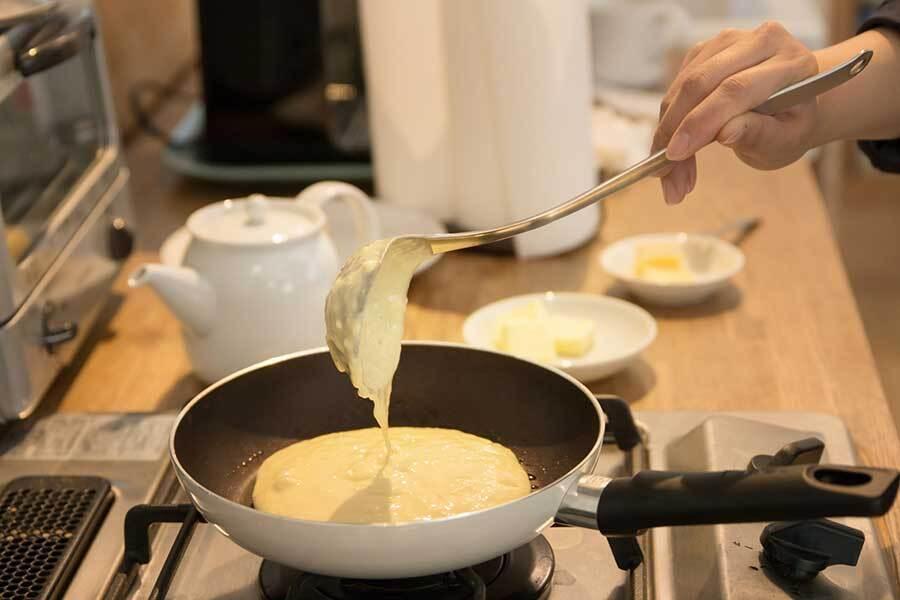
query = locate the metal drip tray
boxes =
[640,412,895,600]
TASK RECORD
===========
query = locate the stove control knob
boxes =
[760,519,864,581]
[748,437,825,473]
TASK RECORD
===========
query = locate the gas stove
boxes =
[0,405,895,599]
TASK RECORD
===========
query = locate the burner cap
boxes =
[258,535,554,600]
[259,559,303,599]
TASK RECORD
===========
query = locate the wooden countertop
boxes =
[52,143,900,586]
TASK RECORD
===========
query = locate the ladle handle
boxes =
[642,48,873,169]
[427,50,874,254]
[753,48,872,115]
[614,49,874,189]
[594,464,899,536]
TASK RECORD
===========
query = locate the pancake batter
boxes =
[253,427,531,524]
[324,237,433,440]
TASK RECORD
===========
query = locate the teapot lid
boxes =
[186,194,323,245]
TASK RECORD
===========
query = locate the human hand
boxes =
[654,22,820,204]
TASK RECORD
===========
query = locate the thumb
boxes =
[716,112,770,152]
[717,108,813,169]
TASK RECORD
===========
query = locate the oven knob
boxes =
[41,303,78,353]
[760,519,865,582]
[109,218,134,260]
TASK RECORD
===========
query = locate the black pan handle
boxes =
[594,464,899,536]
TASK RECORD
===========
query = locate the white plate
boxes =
[600,233,744,306]
[462,292,656,382]
[160,201,447,276]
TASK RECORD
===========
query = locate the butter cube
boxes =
[549,315,594,356]
[492,301,550,354]
[494,317,556,363]
[491,300,595,362]
[639,265,695,283]
[634,243,694,283]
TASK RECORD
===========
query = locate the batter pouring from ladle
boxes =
[325,236,433,449]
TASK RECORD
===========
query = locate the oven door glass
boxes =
[0,10,111,270]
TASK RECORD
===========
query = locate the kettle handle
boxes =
[296,182,380,260]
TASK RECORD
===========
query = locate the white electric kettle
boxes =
[129,181,378,383]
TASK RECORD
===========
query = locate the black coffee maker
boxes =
[188,0,369,172]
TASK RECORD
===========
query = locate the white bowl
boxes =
[600,233,745,306]
[462,292,657,382]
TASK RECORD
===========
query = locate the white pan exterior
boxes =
[170,343,606,579]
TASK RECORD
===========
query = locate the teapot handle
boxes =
[296,182,380,260]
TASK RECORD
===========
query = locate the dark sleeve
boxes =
[856,1,900,173]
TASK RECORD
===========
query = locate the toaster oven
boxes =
[0,4,133,420]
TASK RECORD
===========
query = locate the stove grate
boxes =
[0,476,112,600]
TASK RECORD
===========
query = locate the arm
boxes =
[654,17,900,204]
[810,28,900,147]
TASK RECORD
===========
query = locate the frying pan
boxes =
[170,343,899,579]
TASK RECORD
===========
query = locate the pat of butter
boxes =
[634,242,694,283]
[492,301,594,361]
[549,315,594,356]
[494,317,557,362]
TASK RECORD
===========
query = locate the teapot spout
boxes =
[128,264,215,336]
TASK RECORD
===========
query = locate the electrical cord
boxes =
[126,65,195,147]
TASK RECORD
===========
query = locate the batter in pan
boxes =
[252,427,531,524]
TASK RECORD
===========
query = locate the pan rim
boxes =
[169,340,607,530]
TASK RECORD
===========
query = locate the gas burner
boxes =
[258,535,554,600]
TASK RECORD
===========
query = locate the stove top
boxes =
[0,407,895,600]
[0,413,176,599]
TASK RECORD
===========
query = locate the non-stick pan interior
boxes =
[172,344,602,506]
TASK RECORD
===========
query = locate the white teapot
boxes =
[129,182,378,383]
